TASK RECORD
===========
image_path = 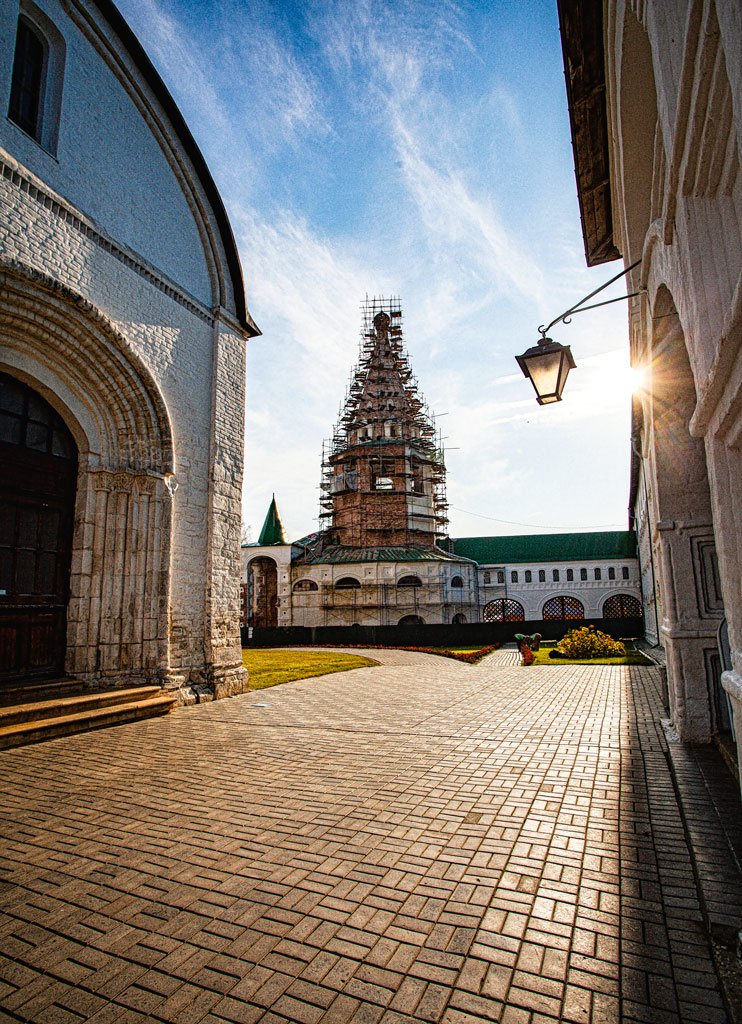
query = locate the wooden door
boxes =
[0,374,77,685]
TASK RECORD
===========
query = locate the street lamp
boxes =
[516,336,576,405]
[516,258,642,404]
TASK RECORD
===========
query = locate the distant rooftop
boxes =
[452,531,636,565]
[298,545,473,565]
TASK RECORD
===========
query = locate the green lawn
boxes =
[530,643,653,666]
[242,649,379,689]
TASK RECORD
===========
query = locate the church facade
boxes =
[0,0,258,702]
[243,300,642,631]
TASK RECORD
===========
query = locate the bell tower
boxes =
[319,299,448,550]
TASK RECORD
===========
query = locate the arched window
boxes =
[525,570,532,583]
[608,567,616,580]
[397,575,422,588]
[511,570,518,583]
[450,576,464,588]
[552,569,560,582]
[538,570,546,583]
[580,568,587,581]
[399,614,424,625]
[9,17,45,140]
[8,9,65,154]
[335,577,360,589]
[594,568,602,580]
[602,594,642,618]
[483,571,491,585]
[566,569,574,582]
[622,566,630,580]
[293,579,318,592]
[497,571,505,584]
[483,599,525,622]
[452,613,467,624]
[542,596,584,620]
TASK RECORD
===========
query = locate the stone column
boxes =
[203,313,249,698]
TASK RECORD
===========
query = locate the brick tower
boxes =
[319,298,448,550]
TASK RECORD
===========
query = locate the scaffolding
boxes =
[318,297,449,549]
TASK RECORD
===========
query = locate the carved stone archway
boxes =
[0,261,174,685]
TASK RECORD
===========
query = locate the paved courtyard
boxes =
[0,650,730,1023]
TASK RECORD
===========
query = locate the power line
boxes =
[449,505,625,532]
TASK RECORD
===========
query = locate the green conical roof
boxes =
[258,495,287,545]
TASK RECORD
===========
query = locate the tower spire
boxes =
[257,494,287,546]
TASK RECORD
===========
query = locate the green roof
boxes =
[301,545,472,565]
[257,495,287,546]
[451,531,637,565]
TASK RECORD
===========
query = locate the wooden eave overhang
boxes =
[556,0,621,266]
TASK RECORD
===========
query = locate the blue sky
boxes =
[116,0,637,541]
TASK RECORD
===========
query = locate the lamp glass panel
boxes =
[523,349,564,400]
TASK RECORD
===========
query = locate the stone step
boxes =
[0,678,84,706]
[0,686,165,728]
[0,694,177,750]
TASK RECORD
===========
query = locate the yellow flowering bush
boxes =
[556,626,625,659]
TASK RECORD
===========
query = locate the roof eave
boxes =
[556,0,621,267]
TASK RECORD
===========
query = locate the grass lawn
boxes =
[242,648,379,689]
[530,643,653,666]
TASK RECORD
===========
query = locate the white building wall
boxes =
[0,0,252,699]
[478,558,642,621]
[0,0,216,305]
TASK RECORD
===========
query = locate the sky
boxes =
[115,0,639,542]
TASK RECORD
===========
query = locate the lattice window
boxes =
[538,570,545,582]
[511,570,518,583]
[602,594,642,618]
[542,596,585,620]
[483,599,525,622]
[594,568,602,580]
[525,570,532,583]
[553,569,560,582]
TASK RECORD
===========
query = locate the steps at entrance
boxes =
[0,678,85,707]
[0,685,177,750]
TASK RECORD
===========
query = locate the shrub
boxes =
[556,626,626,659]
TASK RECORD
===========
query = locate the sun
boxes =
[628,366,647,393]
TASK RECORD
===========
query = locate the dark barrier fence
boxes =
[241,617,644,649]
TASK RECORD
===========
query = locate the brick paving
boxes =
[0,650,731,1023]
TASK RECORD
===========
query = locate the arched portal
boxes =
[248,558,278,628]
[0,262,174,685]
[648,286,724,740]
[0,374,77,682]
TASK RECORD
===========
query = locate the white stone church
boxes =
[0,0,258,704]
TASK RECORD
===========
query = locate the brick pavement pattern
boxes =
[0,650,729,1023]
